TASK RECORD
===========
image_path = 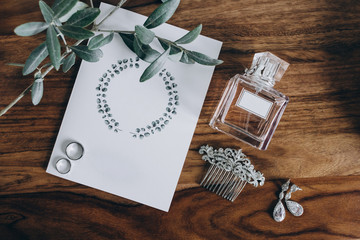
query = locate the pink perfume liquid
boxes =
[210,52,289,150]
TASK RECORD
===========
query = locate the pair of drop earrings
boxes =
[273,179,304,222]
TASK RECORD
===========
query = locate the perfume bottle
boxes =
[210,52,289,150]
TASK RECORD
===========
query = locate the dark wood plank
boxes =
[1,176,360,240]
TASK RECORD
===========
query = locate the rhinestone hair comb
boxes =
[199,145,265,202]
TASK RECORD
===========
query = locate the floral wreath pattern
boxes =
[199,145,265,187]
[95,56,180,139]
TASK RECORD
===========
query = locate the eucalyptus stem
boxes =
[55,27,68,48]
[0,84,33,116]
[90,0,94,8]
[97,30,181,50]
[97,29,134,34]
[157,36,187,52]
[93,0,128,30]
[97,29,185,53]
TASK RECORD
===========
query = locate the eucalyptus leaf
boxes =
[143,0,180,29]
[62,53,76,72]
[133,36,160,63]
[52,0,78,18]
[88,33,114,50]
[14,22,49,37]
[140,48,170,82]
[31,77,44,106]
[46,25,61,70]
[175,24,202,44]
[23,42,48,75]
[168,50,183,62]
[39,0,54,23]
[59,25,94,40]
[90,34,104,44]
[66,8,100,27]
[133,36,145,57]
[187,51,223,66]
[158,38,170,50]
[147,49,162,62]
[179,51,195,64]
[169,45,182,55]
[59,1,88,22]
[70,45,103,62]
[135,25,155,45]
[119,33,135,52]
[142,47,161,62]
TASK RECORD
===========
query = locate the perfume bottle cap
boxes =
[246,52,289,86]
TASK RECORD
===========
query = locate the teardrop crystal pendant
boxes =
[285,200,304,217]
[273,200,286,222]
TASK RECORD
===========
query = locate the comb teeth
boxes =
[200,165,247,202]
[199,145,265,201]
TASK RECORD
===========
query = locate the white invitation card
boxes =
[47,2,222,212]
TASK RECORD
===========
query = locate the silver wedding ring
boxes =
[55,141,85,174]
[55,158,71,174]
[65,142,84,160]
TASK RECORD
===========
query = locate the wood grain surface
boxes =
[1,0,360,239]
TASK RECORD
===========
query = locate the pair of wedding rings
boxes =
[55,142,84,174]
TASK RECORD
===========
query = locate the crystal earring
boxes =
[285,184,304,217]
[273,179,290,222]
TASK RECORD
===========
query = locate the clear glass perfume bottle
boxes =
[210,52,289,150]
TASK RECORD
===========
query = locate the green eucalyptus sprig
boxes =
[0,0,222,117]
[116,0,223,82]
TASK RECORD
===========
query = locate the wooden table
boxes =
[1,0,360,239]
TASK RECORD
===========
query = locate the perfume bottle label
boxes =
[236,89,273,119]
